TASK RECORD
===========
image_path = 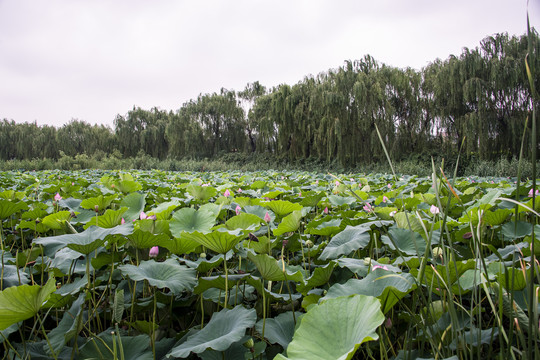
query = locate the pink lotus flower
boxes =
[389,211,397,217]
[315,180,319,185]
[223,189,231,197]
[385,317,392,329]
[54,193,62,201]
[372,264,389,271]
[237,188,243,193]
[430,205,440,215]
[382,196,389,203]
[202,183,210,187]
[264,212,271,223]
[363,203,373,213]
[149,246,159,258]
[121,218,125,225]
[298,192,302,197]
[140,212,147,220]
[323,206,328,214]
[335,180,340,186]
[235,205,241,216]
[388,184,392,189]
[528,188,539,197]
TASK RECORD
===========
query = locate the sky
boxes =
[1,0,539,128]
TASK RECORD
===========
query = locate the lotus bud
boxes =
[139,211,147,220]
[430,205,440,215]
[323,206,328,214]
[94,205,99,213]
[385,317,392,329]
[121,218,125,224]
[235,205,241,216]
[305,239,314,248]
[54,193,62,201]
[223,189,231,197]
[264,212,271,223]
[147,214,157,220]
[432,246,443,258]
[149,246,159,258]
[199,252,206,259]
[243,338,255,348]
[282,239,289,247]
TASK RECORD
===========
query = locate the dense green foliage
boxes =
[1,32,539,168]
[0,169,538,359]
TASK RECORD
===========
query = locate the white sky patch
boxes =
[1,0,539,127]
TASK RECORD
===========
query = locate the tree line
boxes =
[1,31,538,167]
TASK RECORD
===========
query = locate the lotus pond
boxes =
[0,169,538,359]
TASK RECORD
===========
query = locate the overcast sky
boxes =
[1,0,539,128]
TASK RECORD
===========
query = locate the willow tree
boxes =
[239,81,266,152]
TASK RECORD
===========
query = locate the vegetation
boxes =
[1,31,539,171]
[0,168,538,359]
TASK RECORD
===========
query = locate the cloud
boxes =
[0,0,537,127]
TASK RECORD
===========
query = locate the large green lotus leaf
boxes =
[33,223,134,255]
[244,205,275,222]
[46,293,84,355]
[336,258,369,275]
[80,333,151,360]
[187,184,218,202]
[483,208,512,226]
[18,219,50,233]
[250,180,267,189]
[264,200,303,217]
[319,225,371,260]
[0,265,30,290]
[273,210,303,236]
[138,219,169,235]
[160,235,200,255]
[327,195,356,207]
[459,204,493,226]
[382,227,426,256]
[296,262,336,295]
[225,213,262,232]
[120,192,147,222]
[501,221,533,241]
[255,311,304,349]
[80,194,117,212]
[0,199,28,220]
[119,259,197,295]
[466,189,502,212]
[305,218,342,236]
[147,200,182,220]
[410,259,476,295]
[41,211,74,230]
[21,205,48,220]
[393,212,426,236]
[83,207,128,229]
[59,198,95,224]
[0,278,56,330]
[243,235,274,254]
[233,197,254,208]
[167,305,257,358]
[300,192,325,207]
[181,229,243,254]
[127,229,170,249]
[116,178,143,194]
[263,190,284,199]
[247,252,304,282]
[182,253,230,273]
[170,207,217,235]
[275,295,384,360]
[324,269,417,314]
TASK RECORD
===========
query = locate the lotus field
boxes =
[0,169,539,359]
